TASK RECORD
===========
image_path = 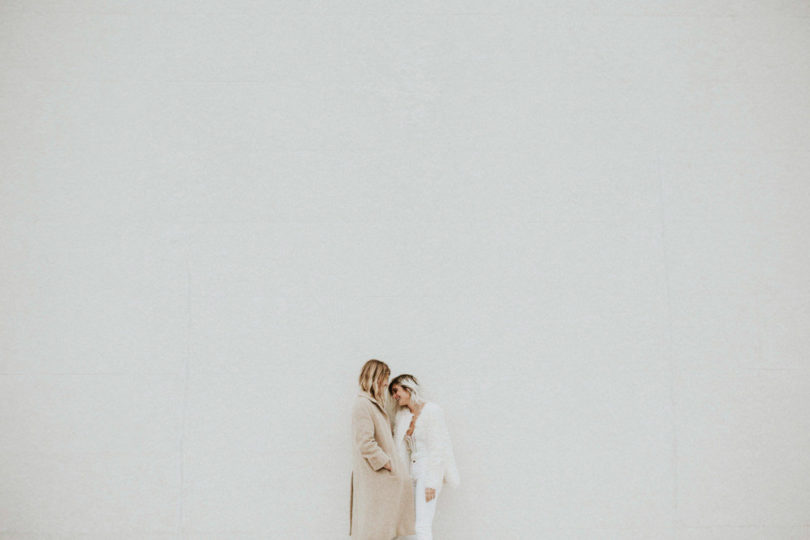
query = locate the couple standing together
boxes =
[350,359,460,540]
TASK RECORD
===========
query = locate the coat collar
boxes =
[358,390,389,418]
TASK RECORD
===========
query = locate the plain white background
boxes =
[1,1,809,538]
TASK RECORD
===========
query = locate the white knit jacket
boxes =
[393,402,460,490]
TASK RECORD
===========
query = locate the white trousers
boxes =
[406,458,438,540]
[413,475,438,540]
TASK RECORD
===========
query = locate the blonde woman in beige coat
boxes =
[350,359,415,539]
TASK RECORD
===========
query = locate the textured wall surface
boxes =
[1,2,809,539]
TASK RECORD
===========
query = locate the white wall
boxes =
[2,2,809,539]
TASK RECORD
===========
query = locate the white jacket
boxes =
[393,402,460,491]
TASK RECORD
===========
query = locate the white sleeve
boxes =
[424,405,448,489]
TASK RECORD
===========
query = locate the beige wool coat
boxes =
[350,391,415,539]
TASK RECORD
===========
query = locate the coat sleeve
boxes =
[424,405,449,490]
[352,400,390,471]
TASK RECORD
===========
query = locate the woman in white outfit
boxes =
[388,374,459,540]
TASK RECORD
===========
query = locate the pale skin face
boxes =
[391,383,412,410]
[390,383,435,502]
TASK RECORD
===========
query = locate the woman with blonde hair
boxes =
[350,359,415,539]
[389,374,459,540]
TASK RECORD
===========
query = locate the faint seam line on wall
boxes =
[656,153,678,528]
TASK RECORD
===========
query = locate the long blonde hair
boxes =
[358,359,390,404]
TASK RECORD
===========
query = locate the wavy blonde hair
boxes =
[358,359,390,404]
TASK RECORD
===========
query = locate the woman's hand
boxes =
[425,488,436,502]
[383,461,392,471]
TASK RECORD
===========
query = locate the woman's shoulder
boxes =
[422,401,444,417]
[351,395,366,412]
[352,392,377,411]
